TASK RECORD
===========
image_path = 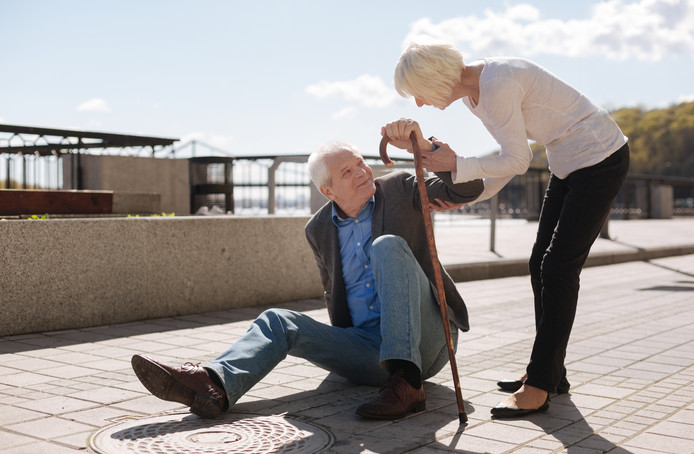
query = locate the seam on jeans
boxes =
[374,234,419,364]
[425,343,450,377]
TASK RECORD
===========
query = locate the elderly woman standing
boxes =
[382,37,629,418]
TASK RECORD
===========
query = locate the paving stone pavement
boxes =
[0,219,693,453]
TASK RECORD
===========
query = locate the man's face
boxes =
[321,149,376,215]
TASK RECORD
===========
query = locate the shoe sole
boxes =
[131,355,221,419]
[491,400,550,418]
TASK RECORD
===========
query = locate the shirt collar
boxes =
[331,196,375,227]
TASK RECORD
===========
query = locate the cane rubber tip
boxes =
[459,413,468,424]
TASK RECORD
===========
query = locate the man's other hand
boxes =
[429,198,465,212]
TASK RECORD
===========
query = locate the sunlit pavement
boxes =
[1,218,692,453]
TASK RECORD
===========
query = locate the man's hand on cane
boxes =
[382,119,458,174]
[381,118,432,153]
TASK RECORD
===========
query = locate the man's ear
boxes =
[320,185,334,201]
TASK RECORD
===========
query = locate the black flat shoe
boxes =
[497,379,524,392]
[496,377,571,394]
[490,395,550,418]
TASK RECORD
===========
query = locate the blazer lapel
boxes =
[372,182,386,239]
[318,207,343,287]
[320,203,351,327]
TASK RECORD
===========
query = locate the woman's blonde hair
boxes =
[394,37,464,107]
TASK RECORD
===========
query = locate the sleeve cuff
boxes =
[453,155,480,184]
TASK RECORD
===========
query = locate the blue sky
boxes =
[1,0,693,159]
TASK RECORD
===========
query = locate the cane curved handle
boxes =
[380,132,420,168]
[378,135,395,168]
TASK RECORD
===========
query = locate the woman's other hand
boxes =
[422,139,457,172]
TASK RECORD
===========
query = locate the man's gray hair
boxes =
[308,141,361,190]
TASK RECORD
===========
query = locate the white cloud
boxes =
[332,107,358,119]
[306,74,400,108]
[76,98,111,113]
[404,0,694,61]
[678,93,694,103]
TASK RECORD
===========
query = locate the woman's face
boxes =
[414,96,431,108]
[414,90,454,110]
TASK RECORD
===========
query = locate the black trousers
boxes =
[525,143,630,393]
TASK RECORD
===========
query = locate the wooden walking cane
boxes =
[379,132,468,424]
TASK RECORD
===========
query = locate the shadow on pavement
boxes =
[529,393,635,453]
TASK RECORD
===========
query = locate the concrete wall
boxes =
[63,155,190,215]
[651,185,674,219]
[0,216,322,336]
[112,192,161,214]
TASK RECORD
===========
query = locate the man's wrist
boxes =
[428,136,439,152]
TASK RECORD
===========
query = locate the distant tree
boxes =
[0,178,39,189]
[612,101,694,177]
[523,101,694,177]
[529,142,547,168]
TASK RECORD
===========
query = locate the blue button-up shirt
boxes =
[331,197,381,328]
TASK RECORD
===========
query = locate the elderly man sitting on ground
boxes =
[131,136,483,420]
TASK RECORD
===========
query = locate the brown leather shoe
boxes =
[355,370,426,420]
[131,354,226,418]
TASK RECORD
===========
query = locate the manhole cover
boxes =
[89,412,334,454]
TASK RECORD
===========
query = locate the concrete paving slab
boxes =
[1,219,693,452]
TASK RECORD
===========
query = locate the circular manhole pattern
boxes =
[89,412,334,454]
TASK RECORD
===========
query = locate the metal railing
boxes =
[189,155,316,215]
[613,173,694,218]
[186,145,419,216]
[5,135,693,254]
[1,153,63,189]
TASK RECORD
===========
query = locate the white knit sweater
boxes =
[454,57,627,202]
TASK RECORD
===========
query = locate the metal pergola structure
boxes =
[1,123,179,190]
[0,123,178,156]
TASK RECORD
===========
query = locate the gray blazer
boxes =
[305,170,484,332]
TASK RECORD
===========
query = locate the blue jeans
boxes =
[205,234,456,407]
[526,144,630,393]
